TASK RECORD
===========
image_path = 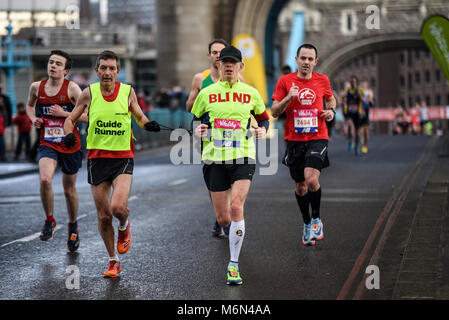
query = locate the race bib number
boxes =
[294,109,318,133]
[44,118,65,143]
[213,118,241,148]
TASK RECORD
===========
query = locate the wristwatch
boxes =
[329,107,336,114]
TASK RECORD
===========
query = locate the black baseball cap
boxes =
[219,46,242,62]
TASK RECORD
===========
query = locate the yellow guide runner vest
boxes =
[87,82,132,151]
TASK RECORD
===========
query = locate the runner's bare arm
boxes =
[64,87,91,134]
[69,81,89,123]
[25,82,43,128]
[129,88,150,128]
[271,83,299,118]
[320,95,337,121]
[185,73,203,112]
[50,82,88,122]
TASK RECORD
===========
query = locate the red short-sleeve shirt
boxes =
[272,72,333,141]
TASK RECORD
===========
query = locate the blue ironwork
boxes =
[286,12,305,72]
[265,0,290,107]
[0,25,31,115]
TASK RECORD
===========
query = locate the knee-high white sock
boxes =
[229,219,245,266]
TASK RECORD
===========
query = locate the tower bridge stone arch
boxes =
[156,0,448,99]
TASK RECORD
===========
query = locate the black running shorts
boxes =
[202,158,256,192]
[282,140,329,182]
[87,158,134,185]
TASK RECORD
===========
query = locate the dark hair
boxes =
[350,75,359,82]
[49,50,73,70]
[17,102,25,108]
[281,65,292,74]
[208,39,228,54]
[296,44,318,59]
[95,50,120,69]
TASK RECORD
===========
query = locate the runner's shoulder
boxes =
[311,72,329,82]
[236,81,260,95]
[29,80,42,91]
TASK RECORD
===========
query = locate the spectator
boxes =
[155,88,171,108]
[137,92,152,113]
[281,65,292,75]
[0,105,5,161]
[0,84,12,127]
[169,85,183,111]
[12,102,32,161]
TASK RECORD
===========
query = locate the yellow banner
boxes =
[232,34,268,104]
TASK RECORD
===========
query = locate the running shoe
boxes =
[102,260,121,278]
[223,223,230,237]
[354,147,360,156]
[40,219,57,241]
[361,146,368,154]
[117,220,132,254]
[310,218,324,241]
[302,223,316,246]
[347,141,353,151]
[212,220,225,238]
[67,222,80,252]
[226,265,243,285]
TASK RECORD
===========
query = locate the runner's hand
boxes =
[194,124,208,138]
[320,109,334,122]
[32,117,43,129]
[144,120,161,132]
[251,124,266,139]
[49,104,66,117]
[288,82,300,101]
[64,133,77,148]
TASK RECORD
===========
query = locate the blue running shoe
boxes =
[212,220,225,238]
[223,223,230,237]
[310,218,324,241]
[302,223,315,246]
[347,141,353,151]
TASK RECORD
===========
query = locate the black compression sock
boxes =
[309,188,321,219]
[295,192,311,225]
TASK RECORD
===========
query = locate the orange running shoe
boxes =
[117,220,132,254]
[103,260,121,278]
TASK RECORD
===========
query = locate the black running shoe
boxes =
[67,222,80,252]
[212,220,225,238]
[40,219,57,241]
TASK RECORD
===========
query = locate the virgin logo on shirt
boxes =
[298,88,316,106]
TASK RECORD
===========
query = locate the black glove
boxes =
[64,133,77,148]
[144,120,160,132]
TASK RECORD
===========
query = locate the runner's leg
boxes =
[91,181,115,258]
[62,172,78,224]
[39,157,58,219]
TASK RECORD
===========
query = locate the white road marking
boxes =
[168,178,187,186]
[0,213,89,248]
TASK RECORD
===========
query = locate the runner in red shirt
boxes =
[26,50,87,252]
[271,44,336,246]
